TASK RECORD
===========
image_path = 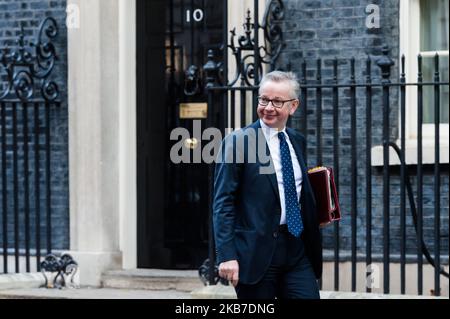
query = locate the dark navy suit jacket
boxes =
[213,121,322,285]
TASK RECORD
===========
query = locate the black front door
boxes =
[137,0,224,269]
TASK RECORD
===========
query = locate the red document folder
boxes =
[307,167,341,227]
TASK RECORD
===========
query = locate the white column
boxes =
[118,0,137,270]
[67,0,137,286]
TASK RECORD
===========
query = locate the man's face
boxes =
[257,80,299,130]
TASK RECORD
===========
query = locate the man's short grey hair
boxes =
[259,71,300,99]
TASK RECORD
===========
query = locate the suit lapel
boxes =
[251,123,309,205]
[286,128,311,207]
[286,128,307,175]
[251,121,280,201]
[265,161,280,201]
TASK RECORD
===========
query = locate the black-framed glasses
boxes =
[257,96,297,108]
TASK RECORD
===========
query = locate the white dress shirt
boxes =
[260,119,303,225]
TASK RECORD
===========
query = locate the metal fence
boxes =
[0,18,60,274]
[200,2,449,295]
[294,48,449,296]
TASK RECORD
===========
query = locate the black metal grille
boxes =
[295,49,449,296]
[0,18,61,274]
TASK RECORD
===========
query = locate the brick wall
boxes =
[0,0,69,251]
[277,0,449,259]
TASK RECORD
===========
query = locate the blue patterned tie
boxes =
[278,132,303,237]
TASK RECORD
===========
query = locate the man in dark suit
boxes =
[213,71,322,299]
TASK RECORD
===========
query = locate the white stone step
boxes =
[0,287,192,299]
[101,269,205,292]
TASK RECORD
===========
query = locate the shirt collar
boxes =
[259,119,287,141]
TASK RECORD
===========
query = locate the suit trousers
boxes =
[235,226,320,299]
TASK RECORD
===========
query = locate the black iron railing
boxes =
[0,18,61,274]
[294,48,449,296]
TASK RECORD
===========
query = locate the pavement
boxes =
[0,271,447,299]
[0,287,193,299]
[1,286,447,299]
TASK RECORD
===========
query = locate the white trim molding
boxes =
[399,0,449,141]
[67,0,138,285]
[118,0,137,271]
[371,140,449,166]
[380,0,450,167]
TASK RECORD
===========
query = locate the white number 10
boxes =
[186,9,204,23]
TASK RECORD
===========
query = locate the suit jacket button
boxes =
[273,231,278,238]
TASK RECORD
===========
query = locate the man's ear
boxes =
[289,99,299,116]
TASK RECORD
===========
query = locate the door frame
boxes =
[119,0,137,270]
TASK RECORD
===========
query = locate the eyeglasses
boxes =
[257,96,297,108]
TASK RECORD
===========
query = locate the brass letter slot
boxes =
[179,103,208,119]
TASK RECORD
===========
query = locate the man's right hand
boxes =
[218,260,239,287]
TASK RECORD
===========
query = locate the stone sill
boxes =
[190,285,447,299]
[322,250,450,264]
[371,139,449,166]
